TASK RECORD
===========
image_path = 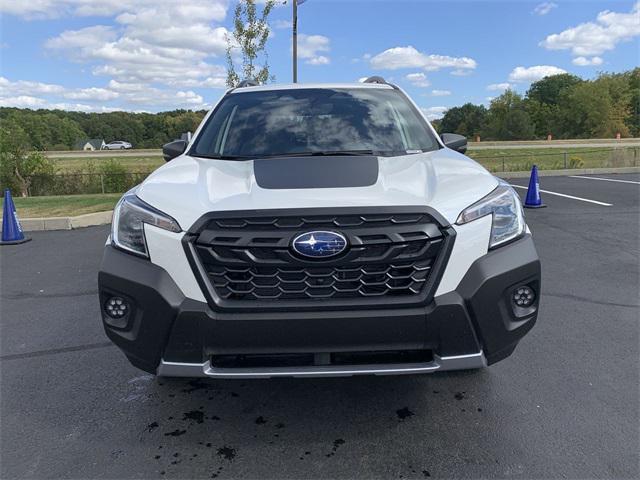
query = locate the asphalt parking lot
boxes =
[1,173,638,479]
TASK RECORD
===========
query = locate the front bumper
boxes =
[98,235,540,377]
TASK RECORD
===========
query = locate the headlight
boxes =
[456,180,525,249]
[111,189,181,257]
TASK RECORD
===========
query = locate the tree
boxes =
[556,81,623,138]
[429,118,442,133]
[527,74,583,106]
[225,0,277,87]
[594,71,633,137]
[525,100,559,138]
[439,103,487,138]
[0,107,210,150]
[483,90,535,140]
[162,111,204,141]
[47,114,86,149]
[626,68,640,136]
[0,120,56,196]
[525,74,584,138]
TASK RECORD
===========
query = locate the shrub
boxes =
[99,159,130,193]
[0,122,57,196]
[569,156,584,169]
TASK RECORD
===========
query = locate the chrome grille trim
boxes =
[157,352,486,378]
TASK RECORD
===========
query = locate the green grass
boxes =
[467,147,638,172]
[52,155,164,173]
[8,193,121,218]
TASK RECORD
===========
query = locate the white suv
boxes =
[103,141,132,150]
[99,78,540,378]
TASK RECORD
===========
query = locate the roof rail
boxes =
[363,76,387,85]
[362,76,398,89]
[236,79,260,88]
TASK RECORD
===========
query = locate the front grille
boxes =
[186,208,453,310]
[207,260,436,300]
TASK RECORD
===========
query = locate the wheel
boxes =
[120,146,125,149]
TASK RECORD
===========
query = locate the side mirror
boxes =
[441,133,468,154]
[162,140,188,162]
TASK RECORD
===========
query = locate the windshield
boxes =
[190,88,440,159]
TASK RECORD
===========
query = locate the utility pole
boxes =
[292,0,298,83]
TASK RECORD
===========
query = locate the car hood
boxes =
[137,148,498,230]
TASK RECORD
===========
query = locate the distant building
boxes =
[75,138,106,151]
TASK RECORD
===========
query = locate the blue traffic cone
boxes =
[524,165,546,209]
[1,189,31,245]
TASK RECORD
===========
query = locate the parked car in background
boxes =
[103,141,132,150]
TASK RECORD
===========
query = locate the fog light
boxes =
[513,286,535,308]
[105,296,129,319]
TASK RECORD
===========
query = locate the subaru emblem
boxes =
[292,231,348,258]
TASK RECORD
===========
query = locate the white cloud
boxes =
[47,33,228,87]
[47,102,107,112]
[370,46,477,74]
[405,73,430,87]
[297,34,330,66]
[306,56,330,66]
[40,1,229,91]
[540,2,640,57]
[0,76,212,111]
[115,10,228,55]
[272,19,292,29]
[44,25,117,52]
[533,2,557,16]
[0,76,65,95]
[430,90,451,97]
[0,92,117,111]
[0,95,47,108]
[107,79,146,92]
[572,56,604,66]
[166,76,227,89]
[508,65,567,83]
[175,90,203,105]
[450,69,474,77]
[0,1,233,111]
[62,87,119,101]
[0,0,227,21]
[420,106,448,121]
[487,82,512,92]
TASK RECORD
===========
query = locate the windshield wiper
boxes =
[194,150,420,160]
[190,153,249,160]
[252,150,377,159]
[317,150,376,156]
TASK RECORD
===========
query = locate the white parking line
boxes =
[569,175,640,185]
[510,185,613,206]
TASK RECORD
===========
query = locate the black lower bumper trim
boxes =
[98,235,540,374]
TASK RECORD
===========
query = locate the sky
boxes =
[0,0,638,119]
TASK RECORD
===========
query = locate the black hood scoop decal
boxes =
[253,155,379,190]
